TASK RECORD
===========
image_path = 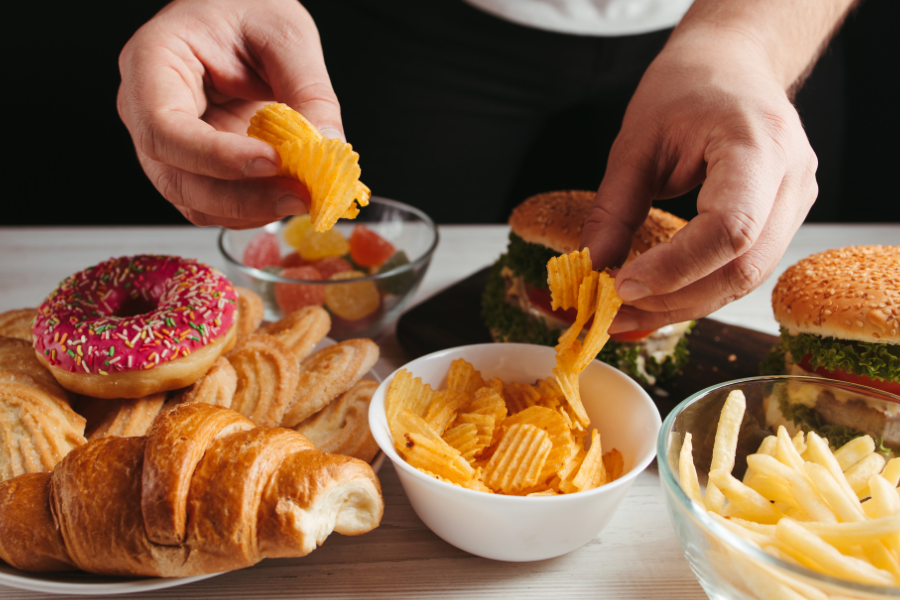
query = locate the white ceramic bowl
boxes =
[369,343,661,562]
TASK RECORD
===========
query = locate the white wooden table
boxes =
[0,223,897,599]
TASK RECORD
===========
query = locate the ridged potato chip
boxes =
[423,390,470,436]
[385,369,434,438]
[546,248,593,311]
[385,357,623,495]
[482,424,552,494]
[248,103,370,232]
[446,358,486,394]
[503,406,577,480]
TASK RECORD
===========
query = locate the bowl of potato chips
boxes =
[369,342,661,562]
[218,196,438,341]
[659,375,900,599]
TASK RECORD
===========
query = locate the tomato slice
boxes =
[525,285,578,324]
[609,329,656,342]
[524,285,656,342]
[797,355,900,397]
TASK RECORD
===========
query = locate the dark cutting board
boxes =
[396,267,779,417]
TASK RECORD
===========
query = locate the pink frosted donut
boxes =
[32,255,238,399]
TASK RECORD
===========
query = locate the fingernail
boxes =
[243,157,279,178]
[617,279,652,302]
[609,313,639,334]
[319,128,346,143]
[276,195,307,216]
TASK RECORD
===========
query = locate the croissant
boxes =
[0,402,383,577]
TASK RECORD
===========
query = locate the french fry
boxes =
[705,390,747,514]
[804,431,859,511]
[834,435,876,471]
[803,462,865,523]
[800,514,900,547]
[845,453,887,499]
[679,433,706,508]
[746,454,838,523]
[744,472,797,507]
[775,426,806,473]
[709,469,783,524]
[775,519,895,586]
[881,457,900,487]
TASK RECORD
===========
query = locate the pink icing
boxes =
[32,255,237,375]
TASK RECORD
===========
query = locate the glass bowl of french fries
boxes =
[369,343,661,562]
[218,196,438,341]
[659,375,900,599]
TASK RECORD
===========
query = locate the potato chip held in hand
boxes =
[248,103,371,232]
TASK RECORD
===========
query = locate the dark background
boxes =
[3,0,898,226]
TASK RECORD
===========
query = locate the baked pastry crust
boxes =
[0,402,383,577]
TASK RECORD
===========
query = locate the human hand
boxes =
[581,32,818,333]
[117,0,342,228]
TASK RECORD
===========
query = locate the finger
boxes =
[244,4,345,140]
[581,134,657,270]
[610,151,817,329]
[174,205,276,230]
[141,155,309,224]
[614,141,786,304]
[118,38,283,181]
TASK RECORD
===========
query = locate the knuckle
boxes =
[726,255,765,297]
[717,209,759,257]
[154,167,184,208]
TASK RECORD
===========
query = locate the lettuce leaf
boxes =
[778,327,900,383]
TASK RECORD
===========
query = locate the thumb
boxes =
[580,137,657,271]
[248,4,345,141]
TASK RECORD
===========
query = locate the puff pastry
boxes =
[0,402,383,576]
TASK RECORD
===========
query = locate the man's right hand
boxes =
[117,0,342,228]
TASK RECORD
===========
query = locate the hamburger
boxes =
[481,190,692,387]
[762,245,900,448]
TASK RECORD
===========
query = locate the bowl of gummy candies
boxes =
[218,196,439,340]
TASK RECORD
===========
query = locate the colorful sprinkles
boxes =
[32,255,237,375]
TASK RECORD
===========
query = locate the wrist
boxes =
[667,0,855,93]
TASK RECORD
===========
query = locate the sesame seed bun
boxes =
[507,190,687,261]
[771,246,900,345]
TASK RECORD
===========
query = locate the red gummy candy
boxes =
[280,252,309,268]
[314,256,353,279]
[349,225,395,268]
[243,231,281,269]
[274,266,325,313]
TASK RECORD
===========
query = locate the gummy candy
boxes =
[282,214,313,250]
[375,251,415,295]
[275,266,325,314]
[299,228,350,261]
[325,270,380,320]
[314,256,353,279]
[255,265,283,311]
[243,231,281,269]
[280,252,309,268]
[350,225,395,267]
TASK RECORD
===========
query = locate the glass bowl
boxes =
[658,375,900,600]
[218,197,438,340]
[370,343,661,561]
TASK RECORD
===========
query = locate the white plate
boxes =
[0,337,383,595]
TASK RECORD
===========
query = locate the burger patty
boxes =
[815,391,900,448]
